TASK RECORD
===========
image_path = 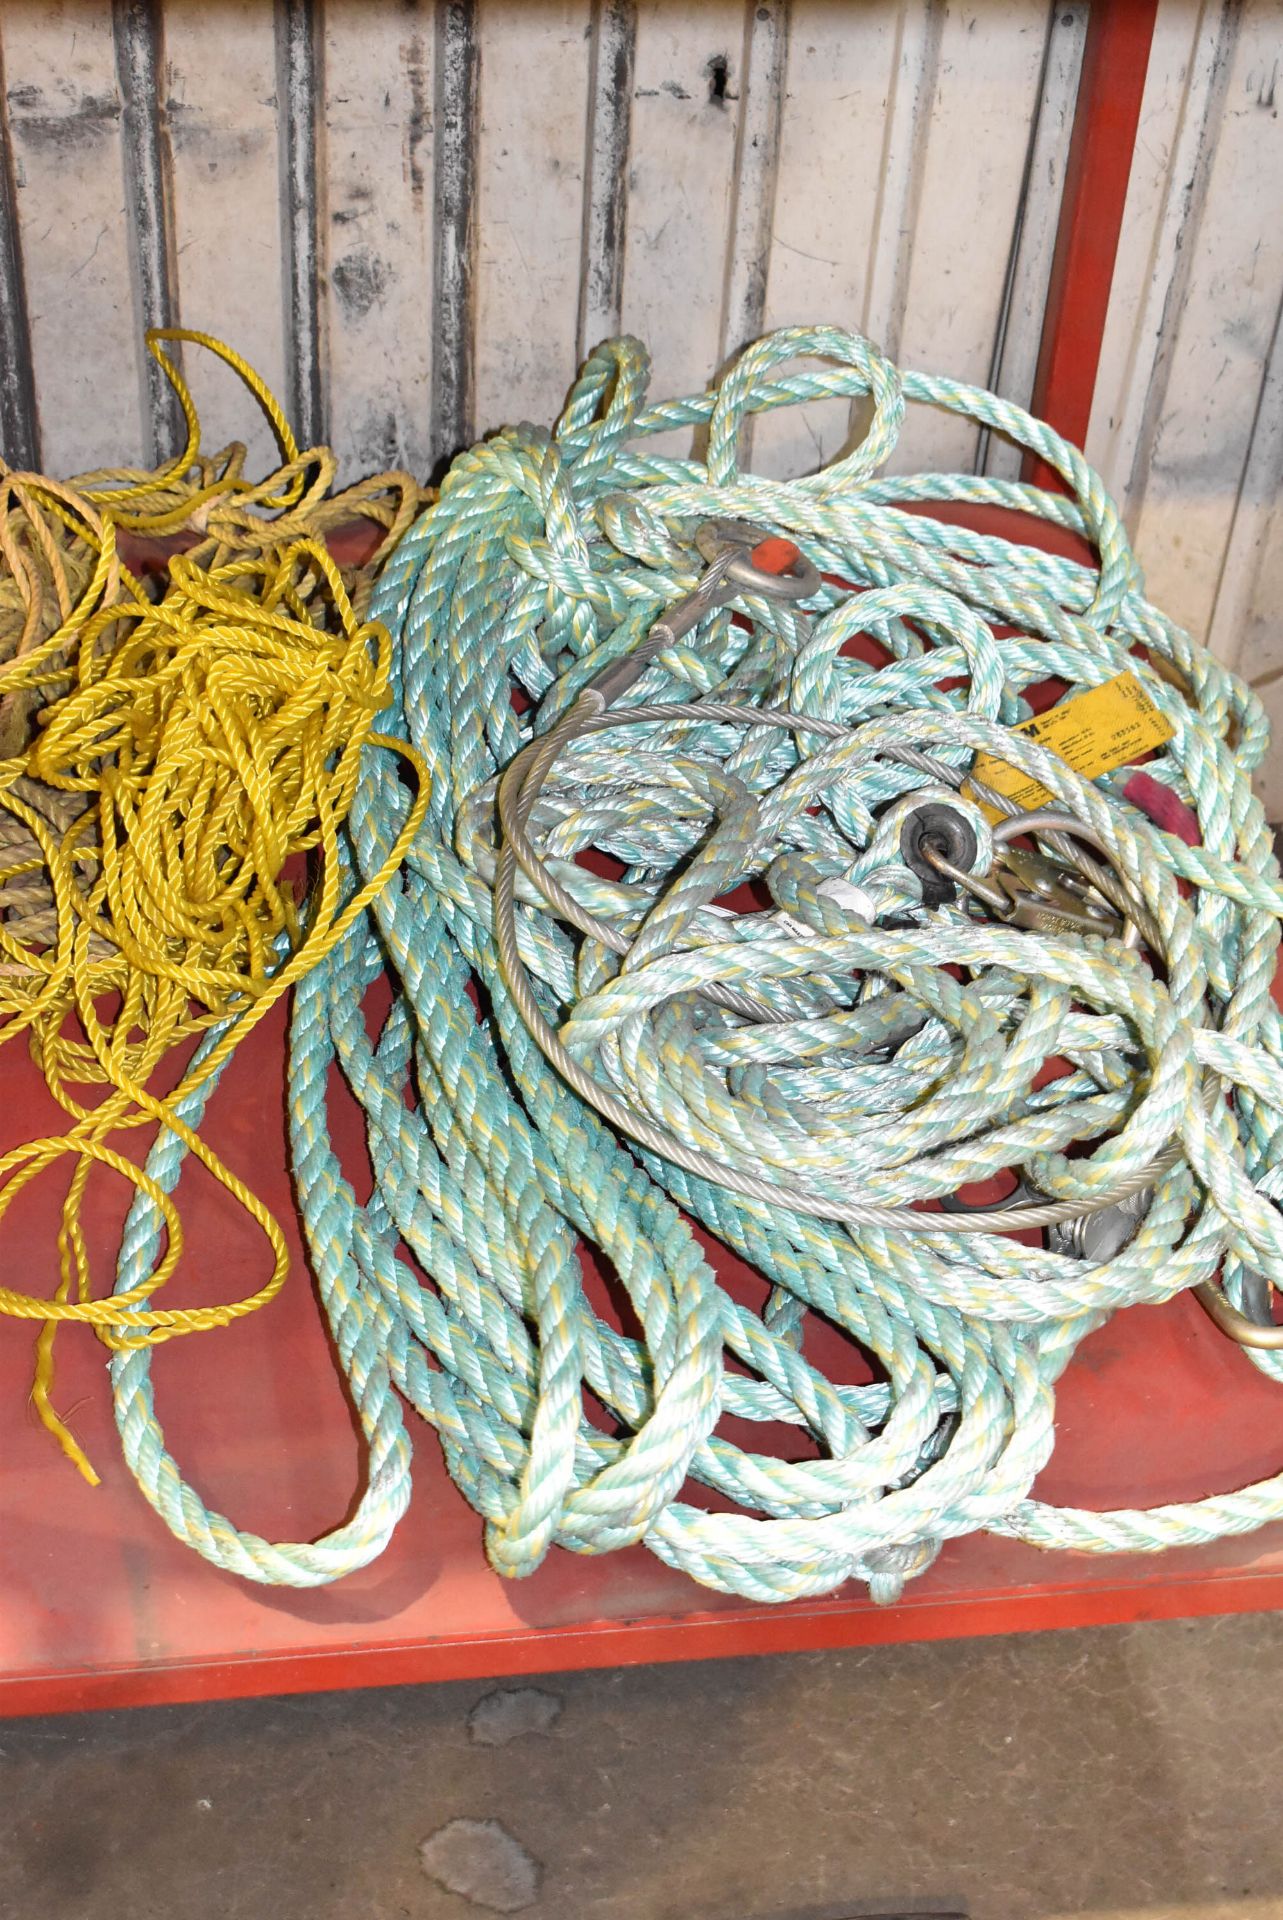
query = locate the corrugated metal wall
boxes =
[1088,0,1283,809]
[0,0,1279,792]
[0,0,1083,475]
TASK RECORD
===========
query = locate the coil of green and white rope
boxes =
[111,325,1283,1601]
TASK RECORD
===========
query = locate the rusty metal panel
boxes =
[1086,0,1244,562]
[1212,308,1283,688]
[752,2,907,480]
[621,2,745,409]
[720,0,788,367]
[321,0,435,482]
[277,0,324,446]
[114,0,182,460]
[431,0,480,457]
[859,1,947,368]
[0,30,39,470]
[474,0,590,442]
[981,0,1090,480]
[0,0,145,473]
[579,0,636,359]
[758,1,1079,482]
[892,0,1055,475]
[0,0,1274,736]
[162,0,288,474]
[0,0,1085,477]
[1086,0,1283,806]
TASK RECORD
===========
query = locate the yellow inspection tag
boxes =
[968,671,1174,817]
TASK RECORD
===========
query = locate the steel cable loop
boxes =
[113,322,1283,1598]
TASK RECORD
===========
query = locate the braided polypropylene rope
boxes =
[0,325,439,1488]
[0,330,429,956]
[118,324,1283,1597]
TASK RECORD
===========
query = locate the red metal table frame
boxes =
[5,975,1283,1721]
[10,0,1280,1722]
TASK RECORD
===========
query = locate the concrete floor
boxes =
[1,1613,1281,1920]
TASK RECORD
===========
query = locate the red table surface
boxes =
[4,501,1282,1720]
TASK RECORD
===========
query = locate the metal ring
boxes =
[1195,1278,1283,1349]
[900,802,980,907]
[694,518,820,602]
[989,807,1152,950]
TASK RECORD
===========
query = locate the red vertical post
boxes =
[1025,0,1160,478]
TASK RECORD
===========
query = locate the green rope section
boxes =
[110,326,1283,1601]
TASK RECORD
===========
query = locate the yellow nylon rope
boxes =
[76,332,426,612]
[0,329,428,750]
[0,334,431,1482]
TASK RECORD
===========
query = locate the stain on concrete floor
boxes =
[0,1612,1281,1920]
[467,1687,563,1749]
[419,1817,541,1911]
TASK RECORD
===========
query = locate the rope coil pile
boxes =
[107,324,1283,1602]
[0,329,427,955]
[0,332,429,1485]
